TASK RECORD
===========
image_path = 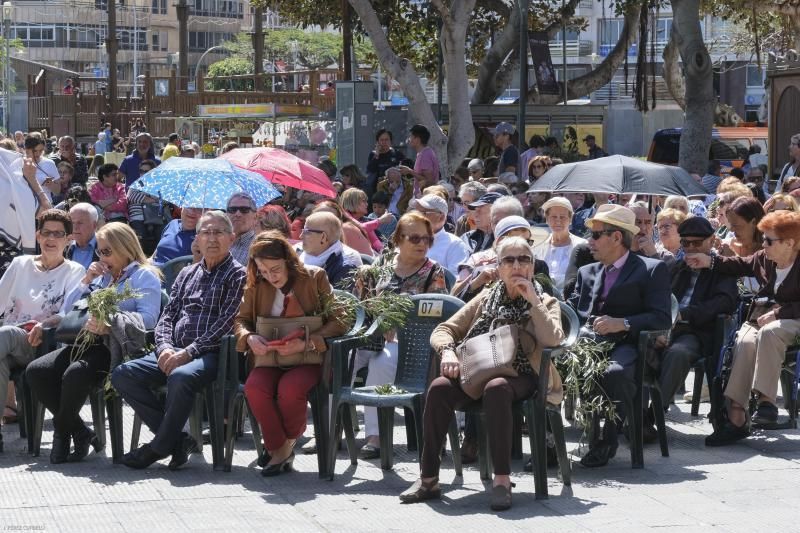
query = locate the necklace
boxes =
[37,256,64,272]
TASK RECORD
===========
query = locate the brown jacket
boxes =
[377,177,414,215]
[234,265,348,354]
[430,288,565,404]
[715,249,800,319]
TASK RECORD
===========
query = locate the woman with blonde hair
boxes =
[764,193,799,213]
[656,208,689,256]
[337,190,390,255]
[26,222,162,464]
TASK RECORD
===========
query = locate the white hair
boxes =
[495,236,535,260]
[69,202,99,224]
[490,196,524,218]
[198,209,234,233]
[98,132,106,140]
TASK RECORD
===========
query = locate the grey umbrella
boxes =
[526,155,708,197]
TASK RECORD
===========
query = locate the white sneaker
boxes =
[683,383,710,403]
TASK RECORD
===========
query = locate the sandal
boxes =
[489,482,515,511]
[359,443,380,460]
[2,406,18,425]
[399,477,441,504]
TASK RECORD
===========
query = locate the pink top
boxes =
[89,181,128,220]
[414,146,440,184]
[345,213,383,253]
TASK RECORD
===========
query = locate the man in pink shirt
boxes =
[398,124,440,191]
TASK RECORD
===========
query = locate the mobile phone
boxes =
[18,321,37,332]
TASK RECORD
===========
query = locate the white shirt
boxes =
[389,182,404,217]
[0,255,85,324]
[775,264,792,292]
[533,233,587,293]
[428,228,471,275]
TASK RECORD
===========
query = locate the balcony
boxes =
[548,40,594,58]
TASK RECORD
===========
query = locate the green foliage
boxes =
[555,337,617,435]
[374,384,408,395]
[206,56,255,91]
[72,281,142,363]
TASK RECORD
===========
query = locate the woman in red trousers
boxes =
[234,231,347,476]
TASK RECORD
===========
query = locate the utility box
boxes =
[335,81,374,172]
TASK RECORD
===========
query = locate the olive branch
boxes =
[71,280,142,363]
[555,337,617,440]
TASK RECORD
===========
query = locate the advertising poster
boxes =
[529,32,560,95]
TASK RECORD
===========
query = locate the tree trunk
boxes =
[530,2,642,104]
[348,0,475,176]
[662,32,686,110]
[671,0,715,175]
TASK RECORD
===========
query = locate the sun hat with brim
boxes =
[409,194,448,215]
[585,204,639,235]
[494,215,531,240]
[541,196,574,216]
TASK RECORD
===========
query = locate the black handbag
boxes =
[55,298,90,344]
[142,201,171,227]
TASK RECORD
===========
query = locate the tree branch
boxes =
[532,1,642,104]
[471,0,520,104]
[662,29,686,110]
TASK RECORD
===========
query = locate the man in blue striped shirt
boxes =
[113,210,246,470]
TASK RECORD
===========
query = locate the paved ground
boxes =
[1,375,799,533]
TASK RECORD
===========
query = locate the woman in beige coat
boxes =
[400,237,564,511]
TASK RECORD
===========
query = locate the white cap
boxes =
[409,194,448,215]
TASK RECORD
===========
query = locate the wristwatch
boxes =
[623,318,631,331]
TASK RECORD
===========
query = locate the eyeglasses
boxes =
[39,229,66,239]
[499,255,533,267]
[589,229,617,240]
[301,227,325,236]
[402,234,432,245]
[679,238,706,248]
[98,247,113,257]
[226,206,253,214]
[139,167,153,173]
[657,224,674,232]
[763,236,784,246]
[198,229,230,237]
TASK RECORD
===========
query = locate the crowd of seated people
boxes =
[2,125,800,515]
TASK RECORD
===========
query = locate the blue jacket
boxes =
[119,148,159,187]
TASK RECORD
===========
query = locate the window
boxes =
[746,65,764,88]
[655,18,672,44]
[599,18,624,47]
[12,24,56,46]
[550,28,580,43]
[151,0,167,14]
[191,0,242,18]
[189,31,233,51]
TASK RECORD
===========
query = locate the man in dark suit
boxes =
[569,204,672,467]
[656,217,738,413]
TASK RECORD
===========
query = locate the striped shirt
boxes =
[155,253,246,359]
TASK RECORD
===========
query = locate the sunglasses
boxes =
[301,227,325,236]
[403,234,432,245]
[589,229,617,240]
[226,206,253,214]
[763,236,784,246]
[499,255,533,266]
[679,238,706,248]
[39,229,67,239]
[98,247,113,257]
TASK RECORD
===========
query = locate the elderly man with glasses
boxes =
[112,210,246,470]
[569,204,671,467]
[226,192,259,265]
[298,211,362,289]
[50,136,89,186]
[410,194,471,275]
[646,217,738,439]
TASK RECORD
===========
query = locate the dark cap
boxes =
[583,134,596,141]
[468,192,503,208]
[678,217,714,238]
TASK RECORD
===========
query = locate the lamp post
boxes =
[194,44,225,91]
[2,1,13,134]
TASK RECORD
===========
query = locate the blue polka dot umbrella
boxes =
[129,157,282,209]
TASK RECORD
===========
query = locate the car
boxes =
[647,126,768,174]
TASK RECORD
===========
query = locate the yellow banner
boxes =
[196,103,275,117]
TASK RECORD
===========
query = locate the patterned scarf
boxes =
[465,281,543,374]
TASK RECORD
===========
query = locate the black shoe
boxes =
[121,444,167,469]
[359,443,380,460]
[168,434,198,471]
[751,402,779,426]
[523,445,559,472]
[50,432,71,464]
[579,441,618,468]
[69,427,102,462]
[642,422,659,445]
[705,421,750,447]
[261,452,294,477]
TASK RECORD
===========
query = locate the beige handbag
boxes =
[457,320,519,400]
[253,316,324,368]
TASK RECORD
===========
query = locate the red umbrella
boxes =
[219,147,336,198]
